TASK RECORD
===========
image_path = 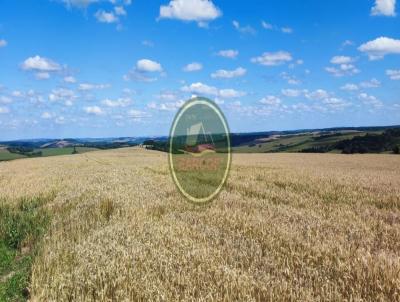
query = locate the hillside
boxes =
[0,148,399,301]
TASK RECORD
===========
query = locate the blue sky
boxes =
[0,0,399,140]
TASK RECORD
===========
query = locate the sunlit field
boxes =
[1,148,399,301]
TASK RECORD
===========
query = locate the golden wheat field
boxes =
[0,148,400,301]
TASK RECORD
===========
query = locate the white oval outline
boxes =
[169,98,231,204]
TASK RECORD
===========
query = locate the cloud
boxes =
[358,37,400,60]
[305,89,330,100]
[330,56,353,64]
[21,55,61,72]
[124,59,163,82]
[232,20,256,35]
[101,98,131,107]
[386,69,400,80]
[114,6,126,16]
[183,62,203,72]
[251,51,293,66]
[95,10,119,23]
[0,107,9,114]
[358,93,383,108]
[261,21,273,30]
[64,76,77,83]
[280,72,301,85]
[0,96,13,104]
[371,0,396,16]
[148,100,184,111]
[78,83,110,90]
[142,40,154,47]
[259,95,281,106]
[159,0,221,26]
[54,116,66,124]
[342,40,354,48]
[281,89,302,97]
[136,59,163,72]
[341,83,359,91]
[217,49,238,59]
[11,91,23,98]
[281,27,293,34]
[219,89,246,98]
[211,67,246,79]
[325,64,360,77]
[59,0,98,8]
[326,56,359,76]
[49,88,77,105]
[182,82,218,95]
[341,79,380,92]
[181,82,245,98]
[123,72,157,82]
[127,109,150,119]
[157,91,179,101]
[0,39,7,48]
[360,78,381,88]
[261,21,293,34]
[41,112,54,119]
[321,98,351,110]
[84,106,105,115]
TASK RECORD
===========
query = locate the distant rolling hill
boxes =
[0,125,399,162]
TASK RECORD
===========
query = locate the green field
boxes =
[0,149,26,161]
[0,147,99,162]
[232,131,381,153]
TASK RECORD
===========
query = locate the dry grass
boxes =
[0,148,399,301]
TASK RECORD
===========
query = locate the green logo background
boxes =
[169,98,231,204]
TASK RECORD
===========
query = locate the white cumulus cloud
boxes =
[95,10,119,23]
[64,76,77,83]
[127,109,150,119]
[183,62,203,72]
[159,0,221,26]
[114,6,126,16]
[281,89,302,97]
[371,0,396,16]
[41,112,54,119]
[360,78,381,88]
[84,106,105,115]
[21,55,61,72]
[78,83,110,90]
[0,39,7,48]
[260,95,281,106]
[330,56,353,64]
[101,98,131,107]
[136,59,163,72]
[341,83,359,91]
[60,0,98,8]
[358,93,383,108]
[217,49,238,59]
[219,89,246,98]
[232,20,256,35]
[386,69,400,80]
[181,82,245,98]
[211,67,246,79]
[358,37,400,60]
[251,51,292,66]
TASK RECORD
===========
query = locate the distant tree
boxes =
[143,140,155,147]
[72,146,78,154]
[394,145,400,154]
